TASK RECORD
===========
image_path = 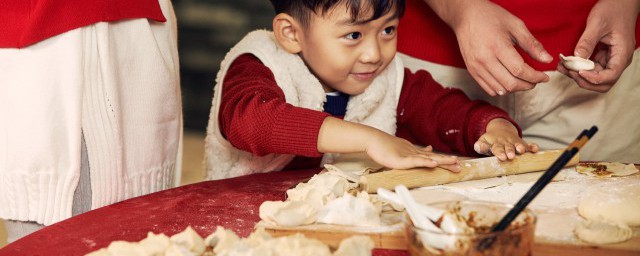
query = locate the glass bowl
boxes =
[403,200,536,256]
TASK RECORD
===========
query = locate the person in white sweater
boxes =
[0,0,182,243]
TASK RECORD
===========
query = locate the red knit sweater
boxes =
[218,54,519,169]
[398,0,640,71]
[0,0,165,48]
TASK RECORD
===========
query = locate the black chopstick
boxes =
[478,125,598,250]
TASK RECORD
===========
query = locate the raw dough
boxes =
[170,226,205,254]
[139,232,171,255]
[259,200,317,227]
[576,162,639,177]
[332,235,375,256]
[317,192,381,227]
[306,172,355,197]
[559,54,595,71]
[574,219,633,244]
[286,183,336,210]
[204,226,240,254]
[106,241,147,256]
[86,226,375,256]
[578,183,640,226]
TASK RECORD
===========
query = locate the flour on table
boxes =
[431,169,569,190]
[409,189,467,205]
[417,167,640,244]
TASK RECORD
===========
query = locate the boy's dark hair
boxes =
[270,0,405,27]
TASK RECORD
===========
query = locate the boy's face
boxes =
[297,4,399,94]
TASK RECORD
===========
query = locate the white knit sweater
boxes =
[0,0,181,225]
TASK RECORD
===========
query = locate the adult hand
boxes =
[557,0,640,93]
[425,0,552,96]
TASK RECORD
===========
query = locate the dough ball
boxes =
[578,183,640,226]
[559,54,595,71]
[574,219,633,244]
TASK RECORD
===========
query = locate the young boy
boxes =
[205,0,538,180]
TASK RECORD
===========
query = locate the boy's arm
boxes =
[219,54,329,157]
[395,68,522,156]
[318,116,459,171]
[221,55,459,170]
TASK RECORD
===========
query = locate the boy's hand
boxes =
[474,118,539,161]
[365,134,461,172]
[317,117,460,172]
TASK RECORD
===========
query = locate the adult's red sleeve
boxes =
[218,54,329,157]
[395,69,521,156]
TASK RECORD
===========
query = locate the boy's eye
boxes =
[345,32,362,40]
[383,26,396,36]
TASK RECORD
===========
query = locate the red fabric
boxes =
[398,0,640,71]
[219,54,519,168]
[395,69,519,156]
[0,169,407,256]
[0,0,166,48]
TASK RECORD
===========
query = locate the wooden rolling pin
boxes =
[359,149,579,193]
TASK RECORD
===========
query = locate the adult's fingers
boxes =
[489,57,538,93]
[472,63,508,95]
[574,20,602,59]
[579,46,631,87]
[510,21,553,63]
[496,46,549,90]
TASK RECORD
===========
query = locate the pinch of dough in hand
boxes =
[575,219,633,244]
[560,54,595,71]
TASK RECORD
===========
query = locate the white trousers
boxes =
[0,0,182,228]
[399,50,640,162]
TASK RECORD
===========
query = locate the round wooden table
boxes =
[0,169,407,256]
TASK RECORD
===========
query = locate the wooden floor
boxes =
[0,130,207,248]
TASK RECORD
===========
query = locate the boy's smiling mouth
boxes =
[351,70,378,81]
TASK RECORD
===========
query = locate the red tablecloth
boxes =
[0,169,407,256]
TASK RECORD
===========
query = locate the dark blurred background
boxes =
[174,0,274,132]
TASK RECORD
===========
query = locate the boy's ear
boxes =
[273,13,302,54]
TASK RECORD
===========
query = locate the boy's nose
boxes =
[359,40,382,64]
